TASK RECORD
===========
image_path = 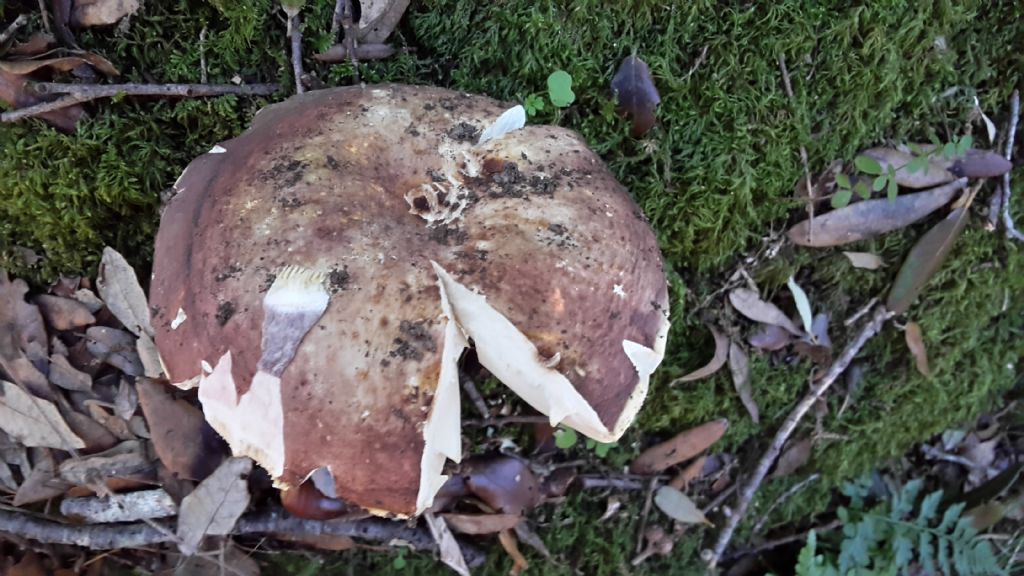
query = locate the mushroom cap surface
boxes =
[149,84,670,516]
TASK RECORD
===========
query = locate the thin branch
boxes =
[635,477,658,554]
[0,14,29,46]
[724,519,842,562]
[459,371,490,420]
[1002,90,1023,242]
[289,14,304,95]
[751,473,821,534]
[199,27,208,84]
[2,82,279,123]
[578,477,646,491]
[707,305,893,567]
[463,415,550,428]
[779,53,816,245]
[0,507,486,566]
[37,0,52,36]
[684,45,709,81]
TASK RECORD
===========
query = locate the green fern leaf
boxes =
[917,490,943,524]
[938,503,966,531]
[892,479,923,520]
[892,534,914,568]
[938,536,952,576]
[919,532,936,574]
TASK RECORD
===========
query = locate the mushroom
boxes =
[149,84,670,517]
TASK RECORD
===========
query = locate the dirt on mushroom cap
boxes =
[149,84,669,516]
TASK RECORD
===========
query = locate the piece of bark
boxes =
[60,488,176,523]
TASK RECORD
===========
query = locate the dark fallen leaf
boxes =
[540,466,576,498]
[70,0,140,27]
[8,551,47,576]
[274,532,357,551]
[793,313,833,365]
[671,324,729,383]
[33,294,96,330]
[0,69,85,131]
[630,418,728,474]
[7,33,55,57]
[810,313,831,348]
[748,323,792,351]
[729,288,802,335]
[514,521,552,559]
[461,454,541,515]
[904,321,931,377]
[787,178,966,247]
[280,479,357,521]
[729,341,758,424]
[176,457,252,555]
[137,377,226,481]
[0,53,119,77]
[57,439,151,485]
[85,326,143,375]
[60,406,119,452]
[498,529,529,576]
[861,148,955,189]
[611,55,660,137]
[314,43,396,62]
[771,437,813,478]
[958,463,1024,511]
[85,402,134,440]
[945,149,1013,179]
[52,0,79,48]
[114,378,137,419]
[886,202,970,314]
[653,485,712,525]
[442,513,522,535]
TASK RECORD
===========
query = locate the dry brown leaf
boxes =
[176,457,252,555]
[114,378,138,419]
[747,323,792,351]
[598,496,623,522]
[842,251,885,270]
[771,437,813,478]
[630,419,728,474]
[498,529,529,576]
[0,69,85,132]
[424,512,471,576]
[728,288,802,335]
[7,33,55,57]
[668,455,707,491]
[169,541,261,576]
[0,272,53,399]
[137,377,225,481]
[0,53,119,77]
[0,380,85,450]
[57,439,150,485]
[8,551,47,576]
[728,341,758,424]
[274,532,357,551]
[97,247,153,337]
[14,448,70,506]
[71,0,140,27]
[442,513,522,535]
[32,294,96,330]
[60,407,119,452]
[85,402,135,440]
[136,332,165,378]
[671,324,728,383]
[904,321,931,377]
[48,353,93,391]
[787,178,965,248]
[85,326,143,375]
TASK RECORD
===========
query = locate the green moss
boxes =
[1,0,1023,573]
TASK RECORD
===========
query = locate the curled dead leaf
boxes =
[442,513,522,535]
[771,437,813,478]
[630,418,728,474]
[728,341,758,424]
[747,323,792,351]
[729,288,802,335]
[671,324,728,383]
[904,321,931,377]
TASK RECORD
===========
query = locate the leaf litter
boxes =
[671,323,729,383]
[904,321,932,377]
[729,287,802,335]
[611,55,661,137]
[728,340,759,424]
[630,418,728,474]
[176,456,252,555]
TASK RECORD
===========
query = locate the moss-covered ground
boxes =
[2,1,1023,573]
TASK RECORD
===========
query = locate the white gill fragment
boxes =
[478,105,527,145]
[209,145,227,154]
[257,266,329,376]
[432,262,666,443]
[171,308,187,330]
[306,466,338,499]
[416,273,469,514]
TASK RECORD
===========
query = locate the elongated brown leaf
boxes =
[0,380,85,450]
[886,205,970,314]
[442,513,522,535]
[728,288,802,335]
[771,437,813,478]
[97,247,153,337]
[48,354,93,391]
[728,341,758,424]
[861,148,956,188]
[0,69,85,132]
[611,55,660,137]
[748,323,792,351]
[904,321,931,377]
[176,457,252,555]
[671,324,728,383]
[14,448,69,506]
[32,295,95,330]
[0,272,52,399]
[668,455,707,491]
[653,485,712,526]
[70,0,140,27]
[630,418,728,474]
[137,378,225,481]
[788,178,966,247]
[498,529,529,576]
[85,326,143,375]
[944,149,1013,179]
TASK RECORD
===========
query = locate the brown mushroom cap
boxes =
[149,84,670,516]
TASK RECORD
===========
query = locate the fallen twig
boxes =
[463,415,550,428]
[37,0,52,37]
[2,82,279,123]
[0,506,486,566]
[684,45,709,81]
[329,0,345,42]
[723,519,842,562]
[1002,90,1022,241]
[779,53,815,245]
[578,477,646,491]
[751,473,820,534]
[706,305,893,567]
[459,371,490,420]
[199,27,208,84]
[0,14,29,46]
[635,477,658,554]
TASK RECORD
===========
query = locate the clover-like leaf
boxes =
[547,70,575,108]
[835,173,852,189]
[831,188,853,209]
[855,155,884,175]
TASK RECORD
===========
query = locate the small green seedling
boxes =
[392,548,407,570]
[523,93,546,116]
[585,437,614,458]
[554,426,578,449]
